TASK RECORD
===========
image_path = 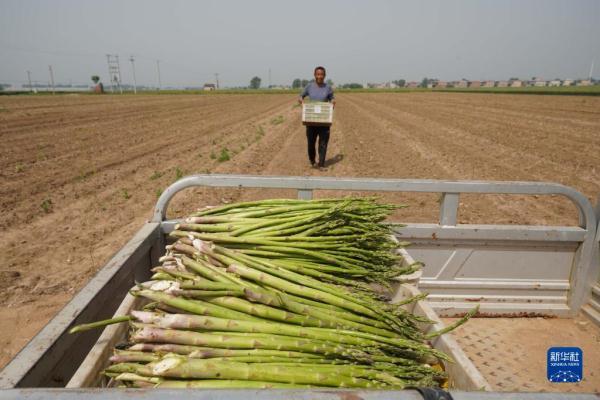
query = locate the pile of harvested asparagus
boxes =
[71,198,475,389]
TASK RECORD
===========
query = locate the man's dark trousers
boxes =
[306,126,330,167]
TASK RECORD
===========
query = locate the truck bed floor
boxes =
[443,315,600,393]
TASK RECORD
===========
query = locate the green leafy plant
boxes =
[175,167,184,180]
[255,125,265,141]
[40,198,53,213]
[150,171,164,180]
[270,115,284,125]
[121,189,131,200]
[218,148,230,162]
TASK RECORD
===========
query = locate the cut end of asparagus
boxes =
[192,238,213,253]
[152,356,184,375]
[148,280,181,294]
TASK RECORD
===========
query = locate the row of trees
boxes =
[249,77,335,89]
[292,79,334,88]
[292,79,311,89]
[338,83,363,89]
[250,76,594,90]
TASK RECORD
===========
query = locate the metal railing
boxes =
[153,174,597,314]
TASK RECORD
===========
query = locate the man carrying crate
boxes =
[298,66,336,169]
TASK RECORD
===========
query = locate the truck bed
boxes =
[1,174,598,399]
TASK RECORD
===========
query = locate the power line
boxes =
[134,53,161,62]
[2,42,219,86]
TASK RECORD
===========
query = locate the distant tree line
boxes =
[292,79,310,89]
[292,79,334,89]
[339,83,363,89]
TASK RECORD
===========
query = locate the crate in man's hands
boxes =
[302,101,333,126]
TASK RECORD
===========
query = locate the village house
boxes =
[406,82,419,88]
[509,80,523,88]
[577,80,592,86]
[562,79,574,86]
[435,81,448,88]
[496,81,509,87]
[454,80,468,88]
[548,80,561,87]
[203,83,216,91]
[482,80,495,88]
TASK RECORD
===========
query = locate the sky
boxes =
[1,0,599,88]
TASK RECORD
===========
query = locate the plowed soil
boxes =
[1,92,599,372]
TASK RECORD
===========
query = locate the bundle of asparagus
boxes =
[71,198,476,389]
[173,198,416,284]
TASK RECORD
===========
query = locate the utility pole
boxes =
[26,70,32,92]
[156,60,162,91]
[116,55,123,94]
[106,54,114,93]
[590,59,595,80]
[268,68,272,88]
[215,73,219,89]
[130,55,137,94]
[48,65,55,94]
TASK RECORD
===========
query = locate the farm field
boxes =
[1,92,599,372]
